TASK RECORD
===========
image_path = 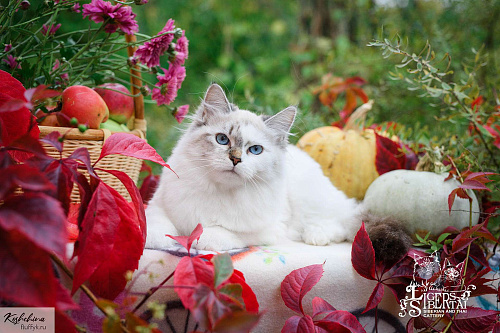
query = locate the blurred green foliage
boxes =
[128,0,500,169]
[11,0,499,177]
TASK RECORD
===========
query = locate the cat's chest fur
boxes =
[154,155,290,236]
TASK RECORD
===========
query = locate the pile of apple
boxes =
[38,83,135,132]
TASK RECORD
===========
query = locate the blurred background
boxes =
[131,0,499,168]
[58,0,500,173]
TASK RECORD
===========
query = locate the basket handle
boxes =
[125,34,145,121]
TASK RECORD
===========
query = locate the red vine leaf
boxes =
[315,310,367,333]
[351,222,376,280]
[280,264,324,315]
[167,223,203,254]
[97,133,174,173]
[363,282,384,313]
[72,181,144,299]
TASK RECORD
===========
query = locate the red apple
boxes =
[61,85,108,129]
[94,83,134,124]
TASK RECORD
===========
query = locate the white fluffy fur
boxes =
[145,84,362,250]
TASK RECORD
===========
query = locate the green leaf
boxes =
[212,253,234,288]
[218,283,245,309]
[441,82,451,90]
[415,233,426,243]
[417,62,423,71]
[437,233,451,244]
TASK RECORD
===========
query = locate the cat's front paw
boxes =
[302,225,331,246]
[145,232,177,250]
[192,226,246,251]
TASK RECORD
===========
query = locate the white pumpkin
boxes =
[363,170,480,237]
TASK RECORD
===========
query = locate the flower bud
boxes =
[127,56,138,67]
[140,85,151,97]
[134,0,148,5]
[20,0,30,10]
[70,117,78,126]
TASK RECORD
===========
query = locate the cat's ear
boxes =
[264,106,296,138]
[201,84,232,120]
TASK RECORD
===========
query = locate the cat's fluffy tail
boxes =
[361,212,413,266]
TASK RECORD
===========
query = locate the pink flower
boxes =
[51,59,69,84]
[174,104,189,123]
[42,23,61,36]
[172,31,189,66]
[72,3,81,12]
[173,65,186,90]
[4,44,12,52]
[134,19,176,68]
[82,0,138,35]
[2,55,21,69]
[152,67,179,106]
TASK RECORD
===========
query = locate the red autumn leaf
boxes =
[0,85,61,112]
[43,158,78,215]
[363,282,384,313]
[351,222,376,280]
[212,310,261,333]
[40,131,64,153]
[55,310,78,333]
[344,76,367,86]
[449,307,499,333]
[451,236,478,254]
[281,264,324,315]
[227,269,259,313]
[343,88,358,114]
[174,256,215,309]
[97,133,174,173]
[471,96,484,110]
[72,181,144,299]
[0,164,54,199]
[350,86,369,103]
[0,71,39,152]
[0,231,57,307]
[191,284,232,330]
[385,282,407,303]
[99,168,146,243]
[139,173,160,204]
[0,69,26,99]
[55,279,79,311]
[375,133,407,175]
[315,310,367,333]
[448,187,471,214]
[167,223,204,254]
[282,316,302,333]
[312,297,336,317]
[459,172,497,191]
[0,192,67,258]
[282,315,316,333]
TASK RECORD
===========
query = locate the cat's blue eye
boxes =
[216,133,230,145]
[248,145,263,155]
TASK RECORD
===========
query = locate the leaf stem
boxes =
[50,253,132,333]
[131,271,175,314]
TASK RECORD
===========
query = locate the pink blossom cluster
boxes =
[82,0,138,35]
[134,19,189,109]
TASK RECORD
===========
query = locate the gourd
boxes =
[297,101,379,200]
[363,169,480,238]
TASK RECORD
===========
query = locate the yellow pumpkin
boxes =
[297,126,379,200]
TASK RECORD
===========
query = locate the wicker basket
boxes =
[39,34,146,202]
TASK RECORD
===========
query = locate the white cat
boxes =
[145,84,362,251]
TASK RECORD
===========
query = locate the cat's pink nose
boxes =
[230,155,241,166]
